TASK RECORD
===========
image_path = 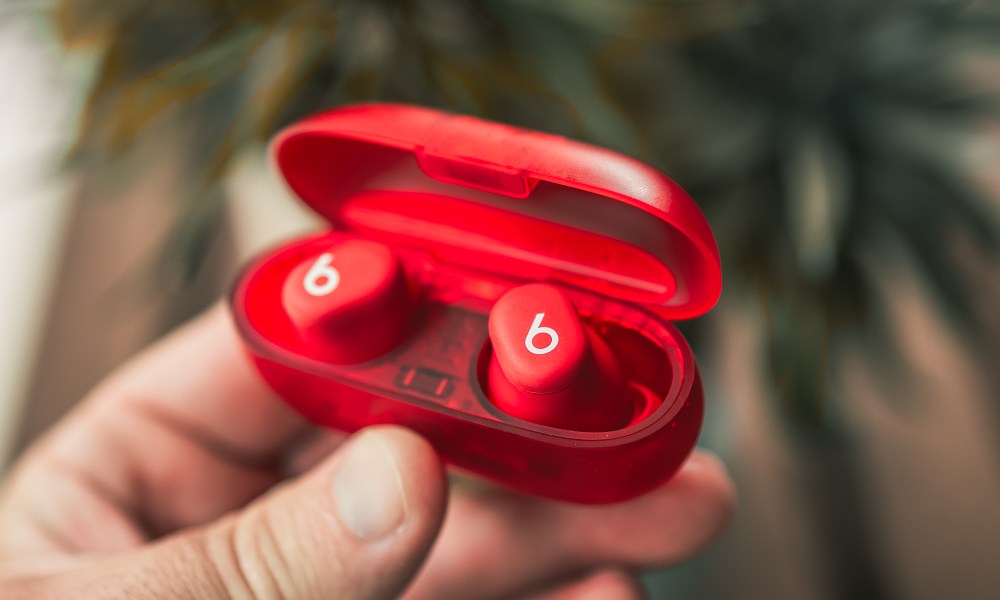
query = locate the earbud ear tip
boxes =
[585,326,625,398]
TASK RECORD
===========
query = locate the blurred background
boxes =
[2,1,1000,598]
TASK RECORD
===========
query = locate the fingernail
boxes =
[333,431,407,541]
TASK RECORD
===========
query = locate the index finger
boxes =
[91,303,311,463]
[0,304,314,557]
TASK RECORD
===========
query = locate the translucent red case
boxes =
[231,104,722,503]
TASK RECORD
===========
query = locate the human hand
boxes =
[0,305,734,599]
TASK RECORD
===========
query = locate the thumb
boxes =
[71,426,446,599]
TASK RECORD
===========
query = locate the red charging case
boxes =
[231,103,721,504]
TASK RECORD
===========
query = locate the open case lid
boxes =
[272,103,721,320]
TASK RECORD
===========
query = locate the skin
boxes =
[0,305,735,599]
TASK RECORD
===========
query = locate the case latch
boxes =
[416,149,537,198]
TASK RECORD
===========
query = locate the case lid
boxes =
[272,103,721,319]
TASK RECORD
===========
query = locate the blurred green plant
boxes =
[52,0,1000,428]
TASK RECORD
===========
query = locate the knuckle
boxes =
[201,499,347,600]
[201,511,294,600]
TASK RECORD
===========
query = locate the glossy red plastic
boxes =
[231,103,721,503]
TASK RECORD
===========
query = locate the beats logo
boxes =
[302,253,341,297]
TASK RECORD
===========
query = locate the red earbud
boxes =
[487,283,627,431]
[282,239,413,363]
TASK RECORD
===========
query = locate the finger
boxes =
[283,429,350,477]
[525,569,646,600]
[405,451,734,600]
[0,304,318,554]
[13,427,448,600]
[87,303,312,463]
[0,403,286,558]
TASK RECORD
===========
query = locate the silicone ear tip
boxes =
[282,239,414,363]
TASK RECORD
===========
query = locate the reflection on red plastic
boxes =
[231,104,720,503]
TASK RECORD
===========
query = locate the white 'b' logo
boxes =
[303,253,341,297]
[525,313,559,355]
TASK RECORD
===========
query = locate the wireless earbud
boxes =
[282,239,414,363]
[486,283,628,431]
